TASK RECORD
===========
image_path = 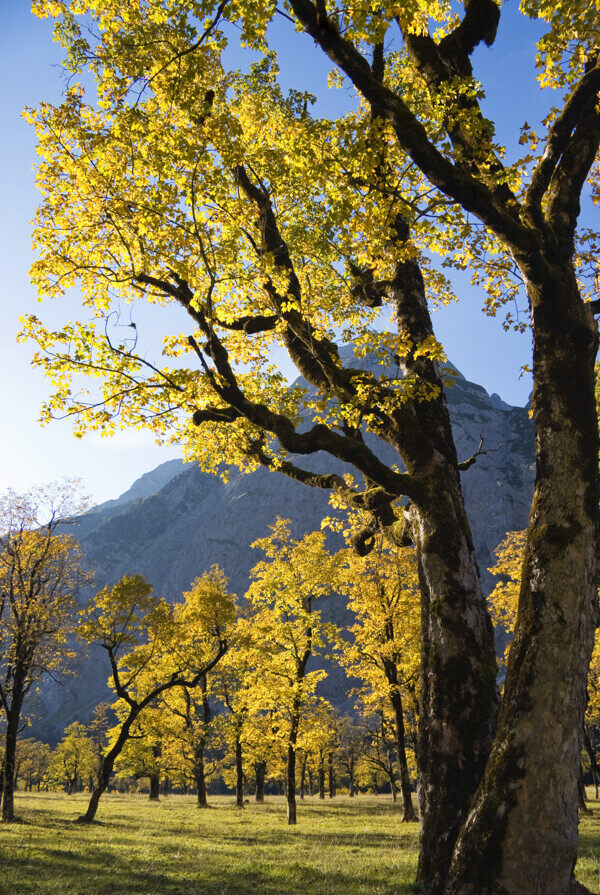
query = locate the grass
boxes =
[0,790,598,894]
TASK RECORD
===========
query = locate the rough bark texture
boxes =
[445,261,599,894]
[390,254,497,892]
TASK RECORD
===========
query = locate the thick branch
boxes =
[287,0,530,249]
[525,62,600,229]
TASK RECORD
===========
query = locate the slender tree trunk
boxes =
[195,741,208,807]
[2,700,23,822]
[584,726,600,799]
[79,714,135,822]
[578,768,589,813]
[390,773,398,803]
[348,761,355,797]
[328,752,336,798]
[318,760,325,799]
[300,754,307,799]
[255,761,266,803]
[307,767,313,797]
[446,262,599,894]
[235,736,244,808]
[287,743,297,825]
[391,691,416,822]
[149,773,160,801]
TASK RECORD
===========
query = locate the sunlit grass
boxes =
[0,790,599,893]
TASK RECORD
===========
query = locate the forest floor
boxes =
[0,791,599,894]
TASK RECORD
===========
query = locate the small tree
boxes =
[77,568,235,822]
[0,482,87,820]
[48,723,97,793]
[332,504,420,821]
[15,739,51,792]
[242,519,339,824]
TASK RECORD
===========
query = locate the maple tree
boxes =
[47,722,98,794]
[0,482,88,821]
[14,738,51,792]
[24,0,499,880]
[332,505,420,821]
[77,568,235,821]
[26,1,600,890]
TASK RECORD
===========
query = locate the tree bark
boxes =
[195,738,208,807]
[1,703,21,822]
[391,690,416,822]
[445,261,599,894]
[318,760,325,799]
[235,736,244,809]
[255,761,266,803]
[287,742,297,825]
[149,773,160,801]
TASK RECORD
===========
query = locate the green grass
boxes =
[0,790,599,894]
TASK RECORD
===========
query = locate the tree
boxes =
[25,1,501,880]
[241,519,339,824]
[0,482,87,821]
[48,722,97,793]
[15,739,51,792]
[77,568,235,821]
[331,502,420,820]
[28,2,600,890]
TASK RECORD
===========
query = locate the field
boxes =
[0,792,599,894]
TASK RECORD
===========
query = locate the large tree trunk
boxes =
[445,261,599,894]
[2,702,22,822]
[235,736,244,809]
[391,690,416,822]
[383,247,498,893]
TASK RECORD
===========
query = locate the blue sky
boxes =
[1,2,549,503]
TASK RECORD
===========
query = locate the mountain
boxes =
[33,362,534,741]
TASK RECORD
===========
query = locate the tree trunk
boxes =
[195,736,208,807]
[307,768,313,797]
[2,701,23,822]
[390,773,398,803]
[445,262,599,895]
[318,761,325,799]
[584,726,599,799]
[79,714,135,822]
[287,742,297,825]
[255,761,266,803]
[578,769,589,814]
[235,737,244,809]
[391,690,416,822]
[328,752,336,798]
[149,773,160,801]
[379,250,498,893]
[348,760,355,797]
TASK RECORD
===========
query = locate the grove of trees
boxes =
[10,1,600,892]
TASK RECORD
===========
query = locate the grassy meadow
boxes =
[0,791,599,894]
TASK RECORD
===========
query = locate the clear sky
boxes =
[1,2,550,504]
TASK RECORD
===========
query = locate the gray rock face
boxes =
[34,366,534,741]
